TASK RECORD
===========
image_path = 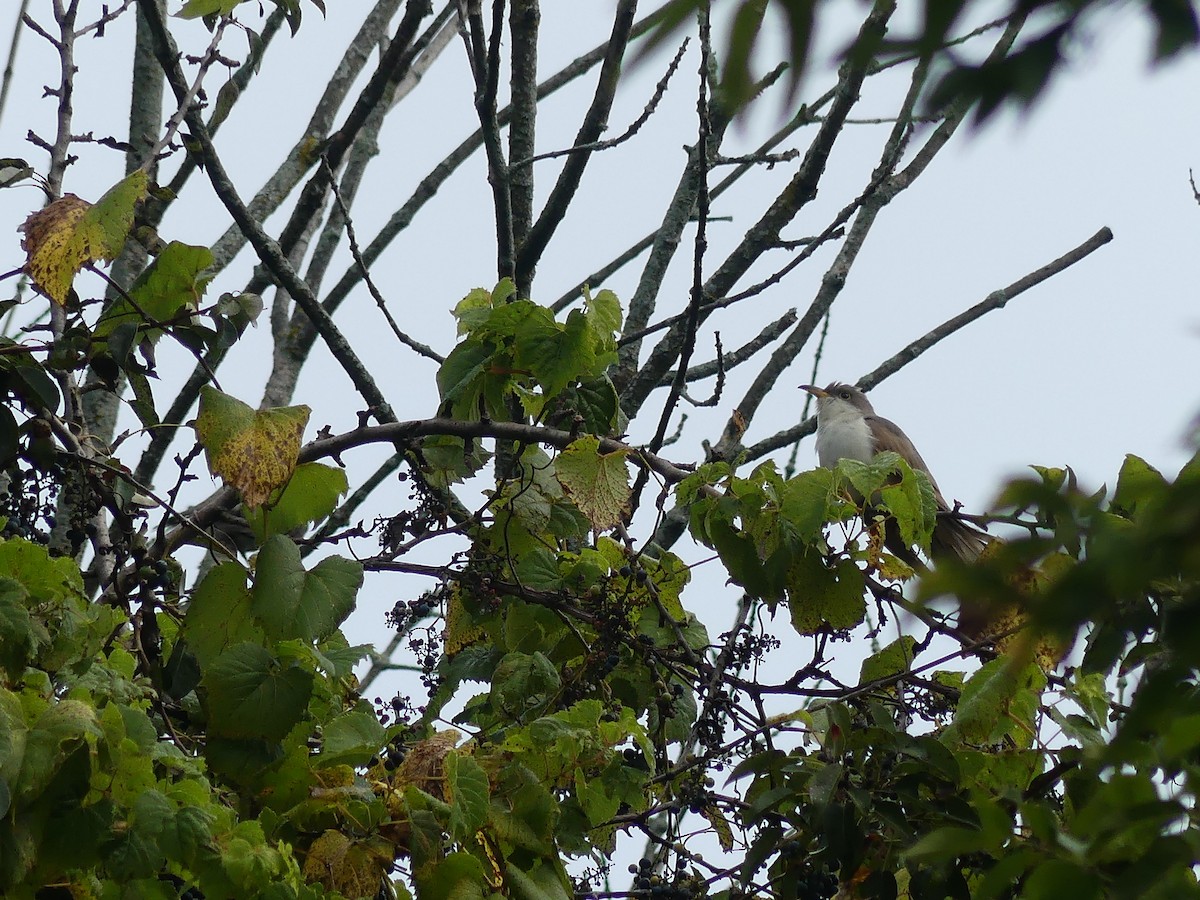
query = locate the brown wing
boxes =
[865,414,948,507]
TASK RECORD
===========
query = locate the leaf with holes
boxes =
[554,436,630,532]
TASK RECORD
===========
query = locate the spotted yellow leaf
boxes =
[19,170,149,305]
[195,386,310,508]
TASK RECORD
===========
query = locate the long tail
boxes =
[932,511,992,564]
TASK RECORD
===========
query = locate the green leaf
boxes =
[808,761,842,806]
[701,511,785,600]
[554,436,630,531]
[244,461,349,542]
[778,467,839,543]
[413,850,488,900]
[95,241,213,343]
[203,642,313,741]
[1022,859,1102,899]
[880,461,938,549]
[1111,453,1168,520]
[251,535,362,643]
[859,636,917,685]
[127,369,160,429]
[905,825,991,864]
[215,289,263,333]
[15,699,103,802]
[0,578,36,680]
[584,287,622,346]
[436,338,493,414]
[575,765,621,826]
[556,376,620,434]
[950,659,1046,747]
[9,355,61,413]
[445,751,490,839]
[490,651,561,723]
[515,307,594,399]
[505,859,573,900]
[419,434,490,487]
[178,0,242,17]
[787,551,866,634]
[497,446,563,535]
[195,387,310,508]
[319,709,386,768]
[0,685,27,793]
[514,547,564,591]
[184,562,261,670]
[0,533,86,602]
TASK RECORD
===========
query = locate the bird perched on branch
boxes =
[800,382,991,566]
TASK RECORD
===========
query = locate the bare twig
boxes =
[0,0,31,125]
[743,226,1115,461]
[621,0,898,416]
[628,2,711,520]
[658,310,797,387]
[856,226,1115,392]
[74,0,135,38]
[460,0,514,279]
[512,37,689,171]
[144,17,229,164]
[679,333,724,407]
[320,157,443,362]
[514,0,638,287]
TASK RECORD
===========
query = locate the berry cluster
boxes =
[405,624,443,695]
[0,460,63,545]
[377,473,447,555]
[366,727,413,773]
[387,589,441,631]
[626,858,706,898]
[373,692,415,729]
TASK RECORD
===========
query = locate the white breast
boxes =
[815,411,874,468]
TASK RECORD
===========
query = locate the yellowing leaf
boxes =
[554,435,630,532]
[19,170,149,305]
[195,386,310,507]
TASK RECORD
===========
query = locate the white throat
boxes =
[815,399,875,468]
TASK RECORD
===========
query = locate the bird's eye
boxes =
[839,390,850,399]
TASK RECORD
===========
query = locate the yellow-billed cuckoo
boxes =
[800,382,991,565]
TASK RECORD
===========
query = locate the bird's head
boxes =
[799,382,875,417]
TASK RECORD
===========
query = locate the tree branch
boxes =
[742,225,1115,461]
[136,0,397,422]
[514,0,638,287]
[620,0,897,415]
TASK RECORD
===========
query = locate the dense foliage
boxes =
[1,1,1198,899]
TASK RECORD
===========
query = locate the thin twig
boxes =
[658,310,796,387]
[137,0,398,422]
[320,156,443,362]
[145,17,228,164]
[514,0,638,286]
[743,225,1115,461]
[620,0,898,416]
[0,0,32,125]
[512,37,689,171]
[460,0,514,278]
